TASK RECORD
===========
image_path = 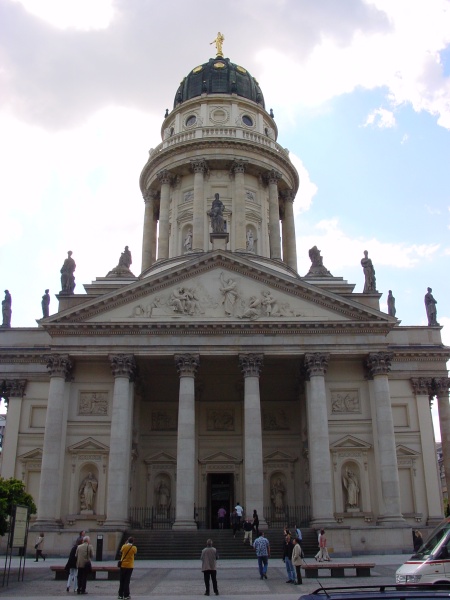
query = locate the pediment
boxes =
[331,435,372,450]
[264,450,297,462]
[396,445,420,457]
[45,252,394,329]
[19,448,43,461]
[144,451,177,464]
[68,437,109,453]
[199,451,241,464]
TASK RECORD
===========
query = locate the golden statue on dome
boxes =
[210,32,225,57]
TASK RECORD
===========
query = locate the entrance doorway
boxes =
[208,473,234,528]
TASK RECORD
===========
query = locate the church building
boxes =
[1,38,449,557]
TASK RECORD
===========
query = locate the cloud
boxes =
[363,107,396,128]
[288,153,318,214]
[11,0,115,30]
[296,218,441,271]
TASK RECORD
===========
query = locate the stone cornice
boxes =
[140,138,299,194]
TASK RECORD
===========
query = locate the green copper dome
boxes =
[174,57,265,109]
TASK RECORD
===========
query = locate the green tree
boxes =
[0,478,36,536]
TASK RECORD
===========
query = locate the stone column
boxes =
[304,353,335,525]
[239,353,268,529]
[281,190,298,271]
[1,379,27,479]
[173,353,199,530]
[34,355,72,529]
[366,352,404,524]
[156,170,174,261]
[141,189,158,272]
[105,354,136,528]
[434,377,450,505]
[190,159,208,252]
[411,378,443,523]
[231,160,247,251]
[265,170,282,260]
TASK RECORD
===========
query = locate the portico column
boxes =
[231,160,247,251]
[281,190,298,271]
[34,355,72,529]
[434,377,450,505]
[304,353,335,525]
[141,189,158,272]
[411,378,443,523]
[156,170,174,261]
[239,353,268,529]
[173,353,199,530]
[366,352,404,524]
[105,354,136,528]
[265,170,282,260]
[1,379,27,479]
[190,159,208,251]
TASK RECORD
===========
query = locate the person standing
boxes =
[201,538,219,596]
[282,533,296,584]
[292,537,304,585]
[34,532,46,561]
[230,510,238,538]
[234,502,244,530]
[75,535,94,595]
[253,531,270,580]
[65,540,81,593]
[217,506,226,529]
[243,518,253,545]
[118,536,137,600]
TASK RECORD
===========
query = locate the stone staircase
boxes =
[119,527,318,560]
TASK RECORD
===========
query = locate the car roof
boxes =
[299,584,450,599]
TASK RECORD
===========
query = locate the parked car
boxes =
[299,584,450,600]
[396,518,450,585]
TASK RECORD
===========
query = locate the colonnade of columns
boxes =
[16,352,450,530]
[140,162,298,272]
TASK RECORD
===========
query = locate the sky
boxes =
[1,0,450,436]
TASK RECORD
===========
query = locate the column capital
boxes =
[190,158,209,174]
[157,169,175,185]
[264,169,282,185]
[281,189,295,203]
[174,353,200,377]
[2,379,27,403]
[366,352,393,377]
[46,354,72,380]
[410,377,433,396]
[304,353,329,378]
[109,354,137,380]
[239,353,264,377]
[230,159,247,176]
[143,189,158,203]
[433,377,450,397]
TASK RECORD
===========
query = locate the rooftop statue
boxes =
[210,32,225,57]
[41,289,50,318]
[361,250,377,293]
[60,251,76,295]
[305,245,332,277]
[1,290,11,328]
[424,287,439,326]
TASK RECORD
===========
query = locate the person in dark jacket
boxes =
[252,510,259,537]
[282,533,296,584]
[65,541,81,593]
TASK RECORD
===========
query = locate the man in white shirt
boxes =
[235,503,244,530]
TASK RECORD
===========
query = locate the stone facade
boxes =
[0,51,449,557]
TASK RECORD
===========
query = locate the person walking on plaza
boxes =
[34,532,46,561]
[253,531,270,580]
[118,536,137,600]
[252,510,260,537]
[243,518,253,545]
[315,529,330,562]
[201,538,219,596]
[282,533,296,584]
[75,535,94,595]
[292,537,304,585]
[65,540,81,593]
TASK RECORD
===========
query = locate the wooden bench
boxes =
[303,562,375,578]
[50,565,120,581]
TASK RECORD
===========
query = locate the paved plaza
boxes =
[0,554,411,599]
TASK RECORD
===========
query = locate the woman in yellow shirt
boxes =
[118,537,137,600]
